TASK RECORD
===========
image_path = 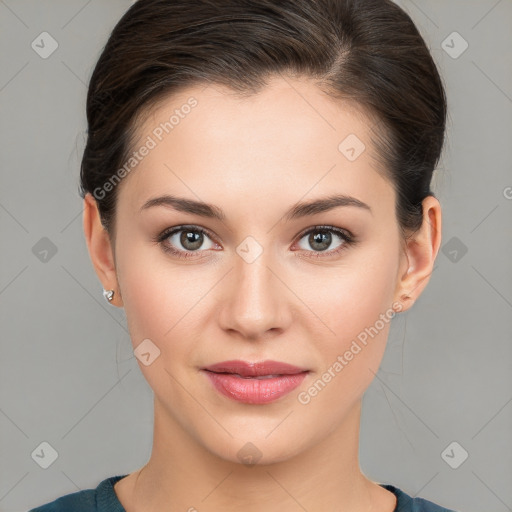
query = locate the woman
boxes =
[30,0,458,510]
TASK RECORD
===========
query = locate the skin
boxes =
[83,75,441,512]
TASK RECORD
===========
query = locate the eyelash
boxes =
[154,224,356,260]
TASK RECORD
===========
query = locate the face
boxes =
[105,76,409,464]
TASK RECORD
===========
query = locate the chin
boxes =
[197,423,312,468]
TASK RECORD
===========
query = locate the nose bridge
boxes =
[219,239,288,338]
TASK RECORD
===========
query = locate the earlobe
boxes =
[82,193,123,307]
[393,195,442,313]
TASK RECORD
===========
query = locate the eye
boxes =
[293,225,355,258]
[155,224,356,260]
[156,225,218,259]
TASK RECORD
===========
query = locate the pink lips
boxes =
[201,360,309,404]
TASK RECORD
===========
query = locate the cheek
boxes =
[115,240,223,379]
[308,243,398,335]
[300,245,399,405]
[116,248,205,405]
[115,242,193,357]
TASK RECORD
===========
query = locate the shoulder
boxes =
[28,475,128,512]
[28,488,96,512]
[381,484,460,512]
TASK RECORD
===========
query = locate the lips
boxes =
[202,360,309,377]
[201,360,310,404]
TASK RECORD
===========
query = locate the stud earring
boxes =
[102,289,115,302]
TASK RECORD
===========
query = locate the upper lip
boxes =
[202,360,309,377]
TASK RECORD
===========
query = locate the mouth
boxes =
[205,372,290,380]
[202,359,309,376]
[201,360,310,404]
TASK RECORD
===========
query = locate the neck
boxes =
[123,397,387,512]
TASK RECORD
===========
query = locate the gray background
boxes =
[1,1,511,511]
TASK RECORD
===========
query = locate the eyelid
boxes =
[156,224,216,243]
[295,224,354,241]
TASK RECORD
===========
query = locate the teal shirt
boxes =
[29,475,458,511]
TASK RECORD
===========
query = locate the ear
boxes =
[393,195,442,313]
[82,193,123,308]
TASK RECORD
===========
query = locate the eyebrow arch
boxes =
[285,194,372,220]
[139,193,372,220]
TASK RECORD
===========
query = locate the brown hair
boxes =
[79,0,447,242]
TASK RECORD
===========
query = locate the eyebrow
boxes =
[139,193,372,220]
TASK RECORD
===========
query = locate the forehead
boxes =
[117,76,394,219]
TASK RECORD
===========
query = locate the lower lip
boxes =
[203,370,308,404]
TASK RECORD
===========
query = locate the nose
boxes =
[217,247,292,341]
